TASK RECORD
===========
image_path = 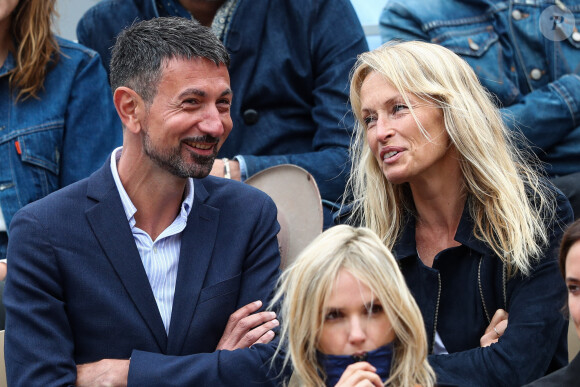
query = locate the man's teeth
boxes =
[384,151,398,159]
[187,142,212,150]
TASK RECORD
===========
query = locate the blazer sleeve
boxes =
[127,195,282,386]
[4,207,78,387]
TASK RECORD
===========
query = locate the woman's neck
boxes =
[0,17,12,68]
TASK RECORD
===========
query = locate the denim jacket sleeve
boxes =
[239,0,368,206]
[380,1,580,156]
[59,43,122,187]
[428,191,573,387]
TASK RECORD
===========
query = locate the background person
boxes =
[525,218,580,386]
[0,0,121,265]
[4,17,280,386]
[380,0,580,218]
[76,0,369,227]
[343,40,572,386]
[271,225,435,387]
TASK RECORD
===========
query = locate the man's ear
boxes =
[114,87,145,134]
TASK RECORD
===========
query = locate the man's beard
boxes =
[142,128,218,179]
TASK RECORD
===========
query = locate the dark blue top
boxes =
[393,189,573,386]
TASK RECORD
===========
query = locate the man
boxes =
[380,0,580,218]
[76,0,369,227]
[4,17,281,386]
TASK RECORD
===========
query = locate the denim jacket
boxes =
[392,189,573,386]
[0,37,122,258]
[380,0,580,177]
[77,0,369,221]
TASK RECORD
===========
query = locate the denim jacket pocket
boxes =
[433,26,521,105]
[16,122,63,197]
[558,21,580,75]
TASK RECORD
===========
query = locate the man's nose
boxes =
[199,106,225,137]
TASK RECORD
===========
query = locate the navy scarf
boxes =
[317,343,394,386]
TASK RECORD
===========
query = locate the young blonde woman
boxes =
[343,40,573,386]
[272,224,435,387]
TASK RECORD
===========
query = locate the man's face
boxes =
[141,57,233,179]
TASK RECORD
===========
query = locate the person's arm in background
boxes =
[380,1,580,152]
[59,46,122,187]
[237,0,369,208]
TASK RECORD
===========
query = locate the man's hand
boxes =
[210,158,241,181]
[335,362,383,387]
[480,309,509,347]
[216,300,279,351]
[76,359,130,387]
[0,262,6,281]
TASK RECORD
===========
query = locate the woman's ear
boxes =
[113,86,145,134]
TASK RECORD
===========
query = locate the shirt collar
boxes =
[109,147,194,228]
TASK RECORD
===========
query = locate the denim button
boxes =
[530,68,542,80]
[573,31,580,42]
[512,9,522,20]
[468,40,479,51]
[243,109,259,125]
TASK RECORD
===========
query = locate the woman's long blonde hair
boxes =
[271,225,435,387]
[9,0,59,101]
[346,41,556,276]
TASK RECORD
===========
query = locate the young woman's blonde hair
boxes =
[346,40,556,276]
[9,0,59,101]
[271,225,435,387]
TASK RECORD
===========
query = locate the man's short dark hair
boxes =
[110,17,230,104]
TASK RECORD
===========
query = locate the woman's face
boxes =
[360,71,456,186]
[566,241,580,339]
[0,0,18,24]
[317,269,395,356]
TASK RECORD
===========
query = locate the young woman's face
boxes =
[317,269,396,356]
[566,241,580,339]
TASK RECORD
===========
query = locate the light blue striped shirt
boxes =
[110,147,194,333]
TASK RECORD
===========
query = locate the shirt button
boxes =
[572,31,580,42]
[512,9,522,20]
[153,246,158,254]
[243,109,259,125]
[530,68,542,81]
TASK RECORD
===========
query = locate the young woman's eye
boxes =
[568,284,580,294]
[324,310,342,321]
[368,304,384,315]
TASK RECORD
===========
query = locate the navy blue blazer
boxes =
[3,160,282,386]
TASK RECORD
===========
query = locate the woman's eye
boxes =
[568,284,580,294]
[325,310,342,321]
[363,115,376,127]
[368,304,384,315]
[393,104,407,114]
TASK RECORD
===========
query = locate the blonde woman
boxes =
[272,225,435,387]
[343,40,573,386]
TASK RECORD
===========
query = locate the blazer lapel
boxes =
[85,162,168,351]
[166,179,219,355]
